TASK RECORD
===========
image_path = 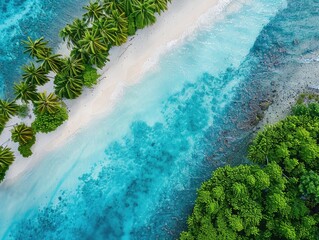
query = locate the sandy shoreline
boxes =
[2,0,233,182]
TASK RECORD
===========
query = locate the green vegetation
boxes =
[0,115,6,134]
[22,63,50,86]
[54,74,84,99]
[0,147,15,182]
[297,92,319,104]
[180,103,319,240]
[14,81,38,103]
[32,106,68,133]
[0,0,173,182]
[33,92,62,115]
[11,124,36,158]
[11,124,34,144]
[0,100,18,120]
[83,65,100,87]
[18,136,36,158]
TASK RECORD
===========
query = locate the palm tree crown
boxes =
[93,18,118,46]
[103,0,124,14]
[37,53,63,73]
[34,92,61,114]
[0,100,18,120]
[78,30,109,54]
[133,0,156,29]
[0,146,15,170]
[153,0,169,14]
[54,74,84,99]
[83,1,105,23]
[22,63,50,86]
[22,37,51,58]
[11,124,34,144]
[60,19,88,47]
[14,81,38,103]
[61,57,85,77]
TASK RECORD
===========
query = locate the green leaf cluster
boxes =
[11,124,36,157]
[18,136,36,158]
[181,103,319,240]
[0,147,15,182]
[83,64,100,88]
[32,106,68,133]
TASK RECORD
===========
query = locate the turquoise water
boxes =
[0,0,87,98]
[1,0,319,239]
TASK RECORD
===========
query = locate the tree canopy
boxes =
[181,103,319,240]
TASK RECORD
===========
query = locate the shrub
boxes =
[18,136,36,158]
[32,106,68,133]
[83,65,100,88]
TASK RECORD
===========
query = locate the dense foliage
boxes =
[0,100,18,120]
[0,147,15,182]
[11,124,34,144]
[11,124,36,157]
[32,106,68,133]
[181,103,319,240]
[18,136,36,158]
[83,64,100,87]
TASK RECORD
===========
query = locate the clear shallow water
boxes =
[1,0,319,239]
[0,0,88,98]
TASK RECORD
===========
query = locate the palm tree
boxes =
[54,74,83,99]
[0,114,7,132]
[90,51,109,69]
[120,0,135,16]
[37,53,63,73]
[107,10,129,45]
[60,19,88,47]
[0,100,18,120]
[22,37,51,59]
[22,63,50,86]
[11,124,34,144]
[34,92,61,114]
[103,0,123,14]
[14,81,38,103]
[109,10,129,33]
[0,146,15,170]
[59,25,72,47]
[71,46,89,64]
[78,30,109,54]
[93,18,118,45]
[61,57,85,77]
[133,0,156,29]
[154,0,168,14]
[83,1,105,23]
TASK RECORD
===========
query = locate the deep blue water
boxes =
[0,0,88,98]
[1,0,319,239]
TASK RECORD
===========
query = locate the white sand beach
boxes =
[1,0,234,182]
